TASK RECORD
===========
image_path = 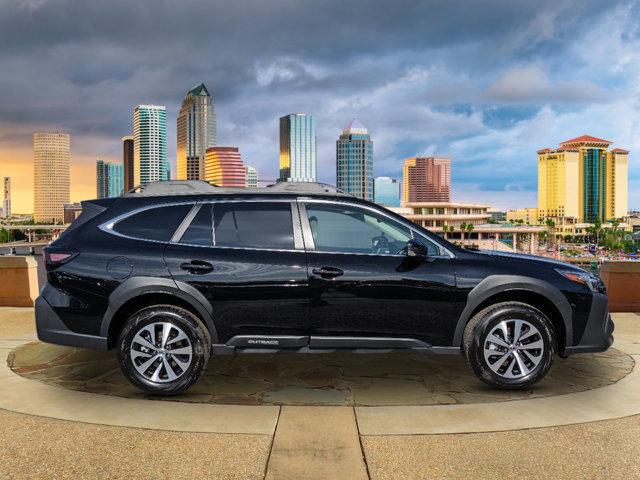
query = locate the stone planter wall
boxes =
[0,256,39,307]
[600,261,640,312]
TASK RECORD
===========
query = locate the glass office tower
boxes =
[133,105,169,186]
[97,160,125,198]
[177,83,216,180]
[279,114,316,182]
[336,119,374,200]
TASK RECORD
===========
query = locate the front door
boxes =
[164,200,309,347]
[300,201,457,347]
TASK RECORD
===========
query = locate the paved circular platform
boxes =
[8,341,633,406]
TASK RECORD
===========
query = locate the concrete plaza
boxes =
[1,308,639,479]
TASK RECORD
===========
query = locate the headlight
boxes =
[556,269,605,293]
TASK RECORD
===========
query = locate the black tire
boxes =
[463,301,556,389]
[117,305,211,395]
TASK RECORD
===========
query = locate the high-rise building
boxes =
[176,83,217,180]
[2,177,10,218]
[97,161,124,199]
[204,147,246,187]
[108,163,124,197]
[122,135,134,191]
[374,176,400,207]
[402,156,451,205]
[96,160,109,199]
[33,132,70,223]
[133,105,169,186]
[245,165,259,188]
[279,114,316,182]
[336,119,374,200]
[538,135,628,223]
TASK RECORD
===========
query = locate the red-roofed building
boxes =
[559,135,612,145]
[538,135,628,224]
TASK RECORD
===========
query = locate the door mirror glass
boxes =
[405,239,427,258]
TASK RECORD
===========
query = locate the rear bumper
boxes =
[563,292,614,355]
[35,296,108,350]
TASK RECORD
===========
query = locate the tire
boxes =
[463,301,556,389]
[117,305,211,395]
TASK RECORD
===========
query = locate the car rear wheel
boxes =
[463,301,556,389]
[117,305,211,395]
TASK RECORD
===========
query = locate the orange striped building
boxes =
[204,147,246,187]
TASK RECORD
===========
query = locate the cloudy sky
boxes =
[1,0,639,212]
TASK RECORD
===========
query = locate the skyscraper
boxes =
[336,119,374,200]
[204,147,246,187]
[279,114,316,182]
[108,163,124,197]
[245,165,259,188]
[176,83,217,180]
[122,135,134,191]
[96,160,109,199]
[133,105,169,186]
[33,132,70,223]
[2,177,10,218]
[374,177,400,207]
[97,160,125,199]
[402,156,451,205]
[538,135,628,223]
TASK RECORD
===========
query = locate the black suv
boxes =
[35,181,613,394]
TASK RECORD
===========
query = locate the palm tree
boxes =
[460,222,467,246]
[545,218,556,248]
[466,223,475,247]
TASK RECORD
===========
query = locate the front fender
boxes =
[451,275,573,348]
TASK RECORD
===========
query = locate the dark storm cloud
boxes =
[0,0,636,206]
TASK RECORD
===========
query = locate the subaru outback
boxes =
[35,181,613,394]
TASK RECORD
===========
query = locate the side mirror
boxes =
[405,238,427,258]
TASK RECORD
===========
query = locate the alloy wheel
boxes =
[130,322,193,383]
[483,319,544,379]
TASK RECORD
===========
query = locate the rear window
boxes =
[213,202,294,249]
[113,204,192,241]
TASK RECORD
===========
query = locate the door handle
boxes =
[180,260,214,274]
[312,266,344,279]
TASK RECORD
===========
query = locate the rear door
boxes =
[164,200,309,346]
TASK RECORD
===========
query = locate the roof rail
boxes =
[264,181,348,195]
[123,180,220,197]
[122,180,351,198]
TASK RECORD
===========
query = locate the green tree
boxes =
[460,222,467,246]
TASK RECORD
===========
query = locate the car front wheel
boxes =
[463,301,556,389]
[117,305,211,395]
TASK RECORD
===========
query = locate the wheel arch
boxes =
[101,277,217,349]
[452,275,572,352]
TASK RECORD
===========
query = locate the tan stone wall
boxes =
[0,256,39,307]
[600,261,640,312]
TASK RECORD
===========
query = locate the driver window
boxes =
[305,203,412,255]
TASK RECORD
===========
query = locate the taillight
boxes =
[44,248,79,266]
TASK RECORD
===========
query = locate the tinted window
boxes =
[180,204,213,246]
[306,203,421,255]
[214,202,294,249]
[114,204,191,242]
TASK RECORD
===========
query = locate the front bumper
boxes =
[563,292,614,355]
[35,296,108,350]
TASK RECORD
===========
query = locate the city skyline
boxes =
[1,1,639,213]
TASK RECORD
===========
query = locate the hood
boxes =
[475,250,585,271]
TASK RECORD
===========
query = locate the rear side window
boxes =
[180,204,214,246]
[113,204,192,242]
[213,202,294,249]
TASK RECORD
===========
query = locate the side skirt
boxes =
[211,335,461,356]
